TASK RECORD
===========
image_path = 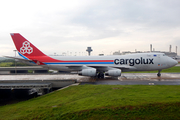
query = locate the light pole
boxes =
[13,50,17,74]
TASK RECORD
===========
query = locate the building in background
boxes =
[86,47,93,56]
[113,44,178,58]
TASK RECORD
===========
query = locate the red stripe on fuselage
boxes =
[28,56,113,63]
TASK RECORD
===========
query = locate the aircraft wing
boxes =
[4,56,46,66]
[68,64,137,72]
[88,65,137,72]
[4,56,33,62]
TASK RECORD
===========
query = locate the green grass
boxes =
[0,85,180,119]
[0,62,14,67]
[0,61,31,67]
[124,66,180,73]
[162,66,180,72]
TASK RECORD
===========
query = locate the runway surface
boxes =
[0,73,180,85]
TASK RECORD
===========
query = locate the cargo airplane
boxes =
[8,33,178,78]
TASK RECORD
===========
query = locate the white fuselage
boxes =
[45,53,177,72]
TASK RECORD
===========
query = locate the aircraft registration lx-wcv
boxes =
[9,33,178,78]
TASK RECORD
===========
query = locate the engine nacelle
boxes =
[78,68,96,76]
[105,69,121,77]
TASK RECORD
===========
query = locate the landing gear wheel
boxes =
[97,72,105,79]
[157,70,161,77]
[157,73,161,77]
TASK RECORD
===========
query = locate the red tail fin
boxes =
[10,33,46,57]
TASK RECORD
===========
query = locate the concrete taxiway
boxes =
[0,73,180,85]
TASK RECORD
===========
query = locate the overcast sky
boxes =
[1,0,180,56]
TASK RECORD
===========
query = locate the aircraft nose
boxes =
[170,59,178,67]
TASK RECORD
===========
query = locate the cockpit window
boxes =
[163,54,166,56]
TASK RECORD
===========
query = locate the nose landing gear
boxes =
[157,70,161,77]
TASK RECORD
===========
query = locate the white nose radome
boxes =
[169,59,178,67]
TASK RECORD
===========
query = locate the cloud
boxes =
[1,0,180,56]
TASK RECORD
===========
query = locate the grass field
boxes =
[0,85,180,119]
[0,62,30,67]
[124,66,180,73]
[0,62,14,67]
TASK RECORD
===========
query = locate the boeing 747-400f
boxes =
[8,33,178,78]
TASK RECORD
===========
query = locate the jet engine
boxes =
[105,69,121,77]
[78,68,96,76]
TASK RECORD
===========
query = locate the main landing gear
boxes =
[157,70,161,77]
[97,72,105,79]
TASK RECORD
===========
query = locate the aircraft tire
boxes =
[157,73,161,77]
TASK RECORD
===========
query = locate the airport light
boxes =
[13,50,17,74]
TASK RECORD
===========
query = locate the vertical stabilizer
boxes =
[10,33,46,57]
